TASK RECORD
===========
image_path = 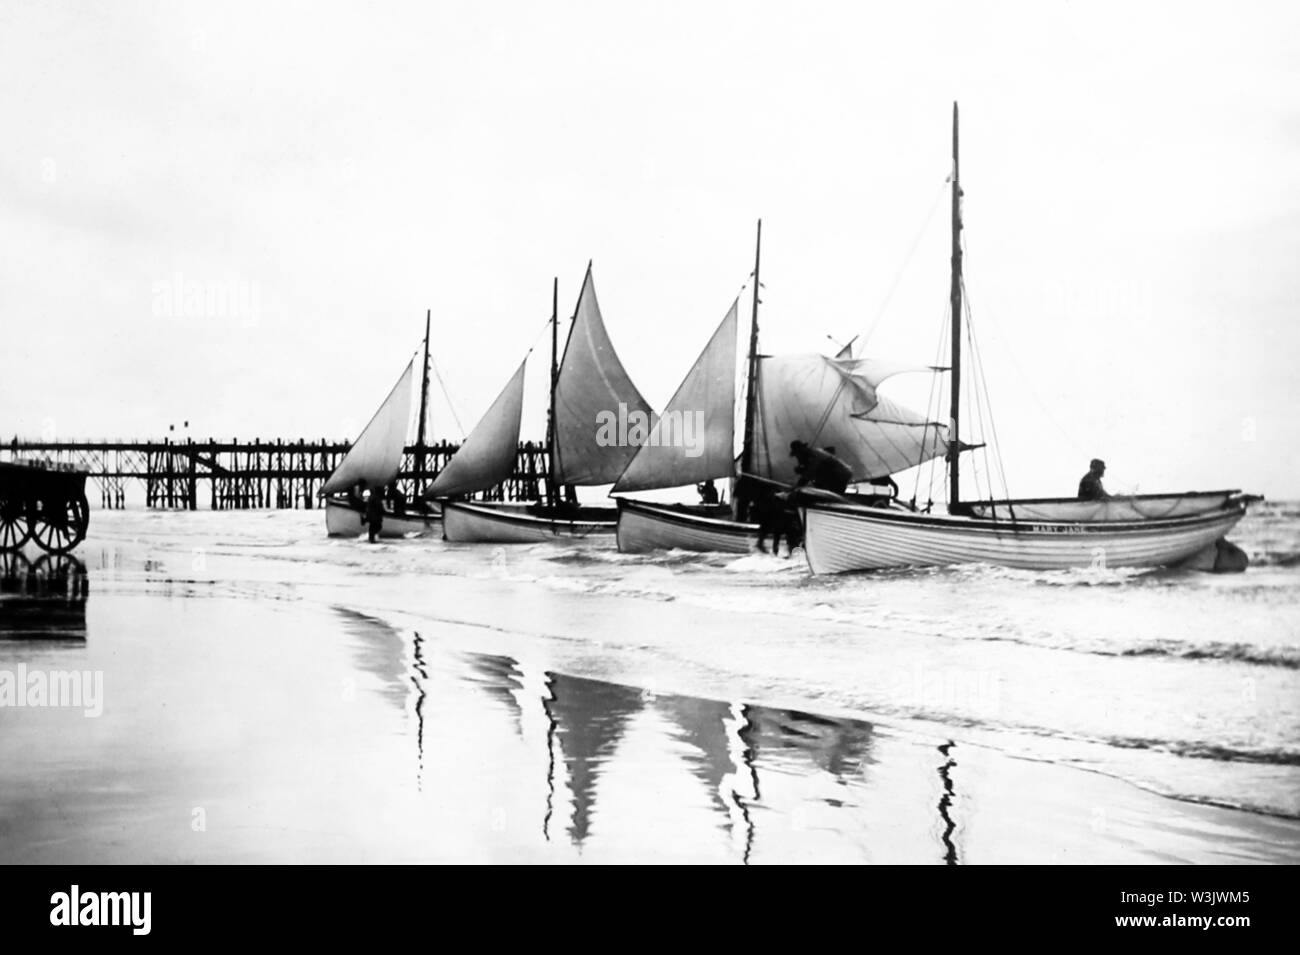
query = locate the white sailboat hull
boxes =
[442,501,616,543]
[801,501,1248,574]
[615,499,757,554]
[325,497,441,538]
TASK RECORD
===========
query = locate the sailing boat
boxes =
[799,103,1256,574]
[322,312,441,537]
[613,221,948,554]
[429,265,653,542]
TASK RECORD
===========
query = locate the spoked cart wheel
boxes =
[29,492,90,555]
[0,493,31,551]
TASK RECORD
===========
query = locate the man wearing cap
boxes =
[791,440,853,495]
[1077,458,1111,501]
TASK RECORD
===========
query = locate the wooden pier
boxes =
[2,439,551,510]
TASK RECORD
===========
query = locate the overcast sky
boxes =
[3,0,1297,498]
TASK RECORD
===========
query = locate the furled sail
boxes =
[553,267,654,485]
[320,357,415,495]
[750,353,947,484]
[425,360,526,498]
[612,299,738,493]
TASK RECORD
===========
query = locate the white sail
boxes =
[750,353,947,484]
[320,357,415,495]
[553,267,653,486]
[612,299,738,493]
[425,361,527,498]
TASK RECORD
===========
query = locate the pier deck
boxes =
[2,439,550,509]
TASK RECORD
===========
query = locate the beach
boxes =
[1,507,1297,864]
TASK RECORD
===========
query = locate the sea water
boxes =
[0,503,1296,863]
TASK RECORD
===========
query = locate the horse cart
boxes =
[0,461,91,554]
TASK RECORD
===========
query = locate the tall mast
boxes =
[416,308,431,494]
[947,102,963,512]
[546,277,559,509]
[739,219,762,517]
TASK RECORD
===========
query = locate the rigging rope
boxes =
[963,309,987,504]
[961,257,1087,464]
[860,175,950,353]
[964,281,1014,508]
[429,356,466,440]
[434,311,554,442]
[914,295,949,511]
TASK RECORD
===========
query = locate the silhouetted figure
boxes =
[1077,458,1110,501]
[697,479,719,505]
[347,482,365,510]
[736,476,802,557]
[386,482,407,515]
[755,491,803,556]
[365,485,385,542]
[790,440,852,495]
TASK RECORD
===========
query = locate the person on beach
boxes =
[365,484,385,542]
[386,482,407,515]
[697,479,719,505]
[347,482,365,511]
[790,440,853,495]
[1077,458,1111,501]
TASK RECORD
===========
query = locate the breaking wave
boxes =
[1119,640,1300,669]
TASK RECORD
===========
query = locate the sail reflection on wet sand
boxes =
[2,579,1296,864]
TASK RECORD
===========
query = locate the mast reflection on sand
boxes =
[543,672,644,846]
[333,607,426,787]
[524,661,936,862]
[339,623,961,863]
[465,652,526,738]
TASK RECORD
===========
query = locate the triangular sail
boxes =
[320,357,415,495]
[553,268,654,485]
[425,360,526,498]
[612,300,738,493]
[750,353,947,484]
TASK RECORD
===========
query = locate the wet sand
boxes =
[1,522,1297,864]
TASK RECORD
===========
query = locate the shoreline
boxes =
[1,513,1297,863]
[0,586,1295,863]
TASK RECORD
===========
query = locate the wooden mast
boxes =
[738,219,762,520]
[947,103,963,512]
[545,277,559,509]
[416,308,432,496]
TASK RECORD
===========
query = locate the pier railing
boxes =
[2,439,552,509]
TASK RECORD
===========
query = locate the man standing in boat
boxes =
[1077,458,1111,501]
[791,440,853,495]
[697,479,720,505]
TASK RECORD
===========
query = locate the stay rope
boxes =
[860,175,950,354]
